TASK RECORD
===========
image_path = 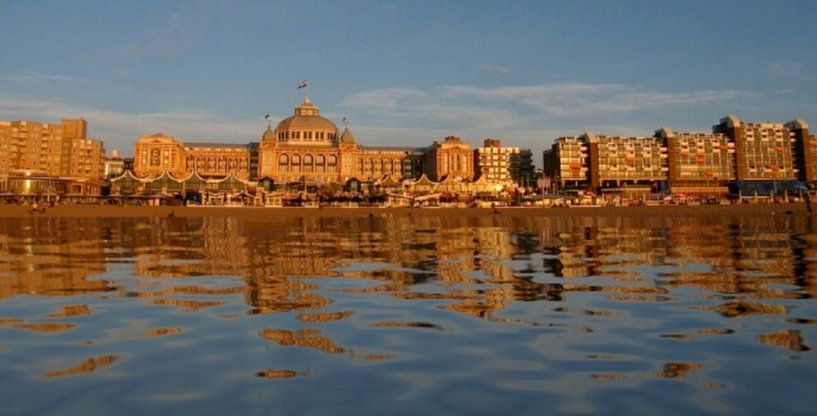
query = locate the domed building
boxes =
[258,97,435,185]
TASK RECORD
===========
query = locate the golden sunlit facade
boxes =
[422,135,474,181]
[0,118,103,179]
[0,118,105,194]
[258,97,428,184]
[134,134,253,180]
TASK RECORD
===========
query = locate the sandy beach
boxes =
[0,202,811,220]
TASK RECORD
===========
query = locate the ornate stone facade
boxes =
[258,97,433,184]
[423,136,474,181]
[134,133,253,180]
[131,97,476,186]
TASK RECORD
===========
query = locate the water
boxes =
[0,214,815,415]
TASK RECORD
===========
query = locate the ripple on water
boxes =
[42,355,118,378]
[0,215,815,414]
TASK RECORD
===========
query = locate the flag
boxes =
[297,79,308,89]
[342,116,348,124]
[264,114,270,120]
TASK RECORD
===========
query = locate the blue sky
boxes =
[1,0,816,161]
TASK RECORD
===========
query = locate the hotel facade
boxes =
[132,97,482,187]
[544,115,816,195]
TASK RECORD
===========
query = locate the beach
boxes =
[0,202,810,219]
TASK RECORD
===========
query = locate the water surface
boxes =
[0,214,815,415]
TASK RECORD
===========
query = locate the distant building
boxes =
[133,133,255,180]
[473,139,534,187]
[655,127,734,194]
[133,133,187,178]
[104,149,126,179]
[257,97,429,184]
[474,139,518,184]
[543,136,590,189]
[714,115,799,181]
[423,136,474,182]
[544,115,816,196]
[513,149,535,187]
[584,132,668,193]
[0,118,105,194]
[787,119,816,183]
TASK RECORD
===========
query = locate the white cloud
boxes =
[437,83,740,116]
[0,72,86,83]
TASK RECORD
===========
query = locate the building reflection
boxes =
[0,214,814,352]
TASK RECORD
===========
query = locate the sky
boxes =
[1,0,816,163]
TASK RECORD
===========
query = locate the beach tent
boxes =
[181,171,209,194]
[109,170,149,195]
[408,174,437,195]
[215,172,249,192]
[144,171,184,194]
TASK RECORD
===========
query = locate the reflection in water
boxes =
[254,369,307,379]
[0,214,815,413]
[43,355,118,378]
[759,329,811,352]
[145,327,183,338]
[260,328,345,355]
[48,304,93,318]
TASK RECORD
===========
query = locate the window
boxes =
[278,154,288,172]
[328,155,337,173]
[150,149,161,166]
[316,155,325,173]
[291,154,301,171]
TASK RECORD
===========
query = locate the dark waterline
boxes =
[0,214,815,415]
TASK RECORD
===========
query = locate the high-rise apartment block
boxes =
[473,139,536,187]
[543,136,589,188]
[544,115,817,194]
[713,115,798,181]
[0,118,104,179]
[656,127,735,192]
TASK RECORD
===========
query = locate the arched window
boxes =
[304,154,313,172]
[316,155,326,173]
[278,154,288,172]
[328,155,337,173]
[291,154,301,171]
[150,149,161,166]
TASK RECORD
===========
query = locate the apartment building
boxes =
[714,115,798,181]
[584,132,668,191]
[542,136,589,188]
[656,127,735,193]
[474,139,519,184]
